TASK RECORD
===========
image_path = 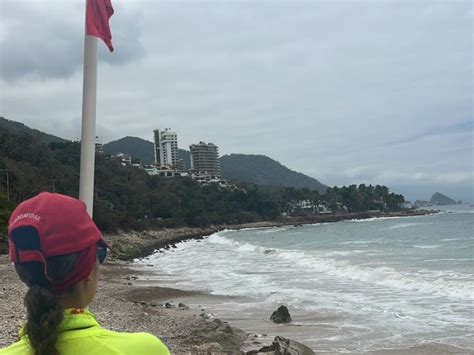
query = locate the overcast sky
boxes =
[0,0,472,202]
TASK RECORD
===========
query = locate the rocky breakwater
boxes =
[105,227,220,260]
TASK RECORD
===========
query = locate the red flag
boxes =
[86,0,114,52]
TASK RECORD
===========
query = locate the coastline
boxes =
[106,209,438,261]
[2,208,470,354]
[2,254,469,354]
[1,209,445,354]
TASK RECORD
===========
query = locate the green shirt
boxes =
[0,308,170,355]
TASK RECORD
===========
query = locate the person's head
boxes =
[8,192,109,355]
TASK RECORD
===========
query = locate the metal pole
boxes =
[6,170,10,201]
[79,0,98,217]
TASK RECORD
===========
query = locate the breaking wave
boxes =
[205,234,473,302]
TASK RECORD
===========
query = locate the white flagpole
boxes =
[79,0,98,217]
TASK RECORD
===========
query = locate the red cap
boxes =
[8,192,109,292]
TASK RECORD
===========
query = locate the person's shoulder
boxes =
[0,339,31,355]
[96,329,170,354]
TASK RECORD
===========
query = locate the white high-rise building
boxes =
[153,128,179,169]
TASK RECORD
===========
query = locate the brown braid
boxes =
[15,252,80,355]
[24,286,63,355]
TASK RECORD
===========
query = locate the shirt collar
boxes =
[20,308,100,339]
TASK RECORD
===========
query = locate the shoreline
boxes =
[106,209,439,261]
[1,254,319,353]
[2,209,470,354]
[0,255,256,353]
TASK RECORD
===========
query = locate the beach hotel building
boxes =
[189,142,221,179]
[153,128,179,169]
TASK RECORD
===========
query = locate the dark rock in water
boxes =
[270,305,292,324]
[178,302,189,310]
[247,336,314,355]
[165,302,175,308]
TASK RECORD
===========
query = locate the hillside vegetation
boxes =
[0,116,66,145]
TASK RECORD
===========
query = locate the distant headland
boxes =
[413,192,462,208]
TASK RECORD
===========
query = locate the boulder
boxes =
[247,336,315,355]
[270,305,292,324]
[192,317,246,352]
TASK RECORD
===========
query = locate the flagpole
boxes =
[79,0,98,217]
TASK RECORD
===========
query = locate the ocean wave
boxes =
[413,245,443,249]
[338,240,373,245]
[387,222,426,230]
[323,250,372,257]
[206,234,473,301]
[307,222,331,226]
[346,217,404,223]
[422,258,473,262]
[257,226,292,234]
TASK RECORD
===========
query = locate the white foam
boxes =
[413,244,443,249]
[346,216,404,223]
[201,235,474,302]
[423,258,473,262]
[387,222,425,230]
[139,223,474,353]
[322,250,370,257]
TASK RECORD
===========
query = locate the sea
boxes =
[136,205,474,353]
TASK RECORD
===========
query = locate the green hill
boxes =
[103,136,154,163]
[220,154,327,192]
[0,116,66,145]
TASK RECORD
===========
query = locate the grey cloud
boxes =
[0,0,472,201]
[0,1,144,81]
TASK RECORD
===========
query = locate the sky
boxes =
[0,0,472,202]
